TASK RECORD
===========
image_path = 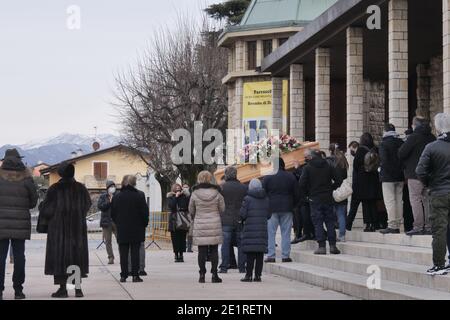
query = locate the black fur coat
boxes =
[39,178,92,277]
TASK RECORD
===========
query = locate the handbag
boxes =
[176,210,191,231]
[333,179,353,203]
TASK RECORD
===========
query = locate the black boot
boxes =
[199,272,206,283]
[132,276,143,283]
[14,290,26,300]
[179,253,184,263]
[363,224,372,232]
[212,272,222,283]
[52,285,68,298]
[75,289,84,298]
[174,252,179,262]
[240,274,253,282]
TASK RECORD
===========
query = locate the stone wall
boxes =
[363,81,386,144]
[429,55,443,122]
[415,54,443,130]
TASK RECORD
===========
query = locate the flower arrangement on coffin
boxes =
[238,134,303,164]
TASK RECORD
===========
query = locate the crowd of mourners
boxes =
[0,113,449,299]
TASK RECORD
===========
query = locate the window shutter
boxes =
[94,162,108,180]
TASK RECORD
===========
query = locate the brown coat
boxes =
[189,183,225,246]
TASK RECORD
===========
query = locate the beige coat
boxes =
[189,183,225,246]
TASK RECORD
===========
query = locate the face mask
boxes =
[350,150,356,157]
[108,187,116,194]
[183,187,189,192]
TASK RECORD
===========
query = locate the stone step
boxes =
[296,240,433,266]
[264,262,450,300]
[345,231,432,248]
[288,249,450,292]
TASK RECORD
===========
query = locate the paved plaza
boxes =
[0,234,354,300]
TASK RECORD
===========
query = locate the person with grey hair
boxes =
[240,178,271,282]
[111,175,149,283]
[416,113,450,275]
[399,116,436,235]
[218,166,248,274]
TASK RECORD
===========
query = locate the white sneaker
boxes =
[426,265,448,276]
[337,236,346,242]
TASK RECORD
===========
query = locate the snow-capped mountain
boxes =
[0,133,121,167]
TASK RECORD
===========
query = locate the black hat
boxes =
[1,148,24,161]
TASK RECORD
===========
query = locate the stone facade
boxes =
[346,27,364,146]
[364,81,386,144]
[429,55,444,122]
[272,77,283,132]
[315,47,331,150]
[388,0,409,134]
[416,55,444,126]
[289,64,305,141]
[444,0,450,113]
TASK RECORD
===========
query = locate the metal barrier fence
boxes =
[146,212,171,249]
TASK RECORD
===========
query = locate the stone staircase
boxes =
[264,231,450,300]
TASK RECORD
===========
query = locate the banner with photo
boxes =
[242,80,288,145]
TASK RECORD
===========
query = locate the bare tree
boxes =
[112,17,228,201]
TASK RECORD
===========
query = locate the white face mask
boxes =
[108,187,116,195]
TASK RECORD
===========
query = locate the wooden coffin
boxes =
[214,141,320,184]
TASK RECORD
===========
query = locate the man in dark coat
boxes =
[347,133,381,232]
[111,175,149,283]
[39,162,91,298]
[219,166,248,273]
[379,124,405,234]
[98,180,118,264]
[0,149,38,300]
[240,179,271,282]
[416,113,450,275]
[292,160,315,243]
[398,116,436,235]
[299,149,342,255]
[263,157,300,263]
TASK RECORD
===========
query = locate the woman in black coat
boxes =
[350,133,382,232]
[111,175,149,283]
[240,178,271,282]
[39,162,91,298]
[167,183,190,263]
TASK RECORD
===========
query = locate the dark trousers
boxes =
[198,245,218,274]
[0,239,25,293]
[347,198,378,227]
[300,203,315,237]
[293,206,303,238]
[220,225,245,272]
[447,224,450,261]
[171,230,187,255]
[119,242,141,278]
[245,252,264,278]
[310,203,337,247]
[403,183,414,232]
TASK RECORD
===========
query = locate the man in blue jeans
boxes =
[263,158,299,263]
[219,166,248,273]
[299,150,342,255]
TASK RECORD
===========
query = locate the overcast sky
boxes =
[0,0,219,146]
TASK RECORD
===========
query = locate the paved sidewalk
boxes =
[1,235,354,300]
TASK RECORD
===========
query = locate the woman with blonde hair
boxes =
[167,183,190,262]
[189,171,225,283]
